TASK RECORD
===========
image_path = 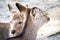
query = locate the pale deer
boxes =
[7,3,49,40]
[36,6,60,40]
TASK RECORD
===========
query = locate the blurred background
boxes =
[0,0,60,23]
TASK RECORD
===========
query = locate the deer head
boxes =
[8,3,29,38]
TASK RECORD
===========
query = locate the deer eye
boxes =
[18,22,22,24]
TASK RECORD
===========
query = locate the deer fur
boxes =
[7,3,49,40]
[36,6,60,40]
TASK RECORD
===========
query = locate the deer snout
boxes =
[43,15,50,21]
[11,30,16,34]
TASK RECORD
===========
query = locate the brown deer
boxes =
[7,3,49,40]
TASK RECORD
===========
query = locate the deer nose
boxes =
[11,30,16,34]
[48,17,50,20]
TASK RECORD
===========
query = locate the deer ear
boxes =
[8,4,18,15]
[16,3,26,12]
[30,7,44,20]
[8,4,13,11]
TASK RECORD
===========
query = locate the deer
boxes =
[36,6,60,40]
[7,3,49,40]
